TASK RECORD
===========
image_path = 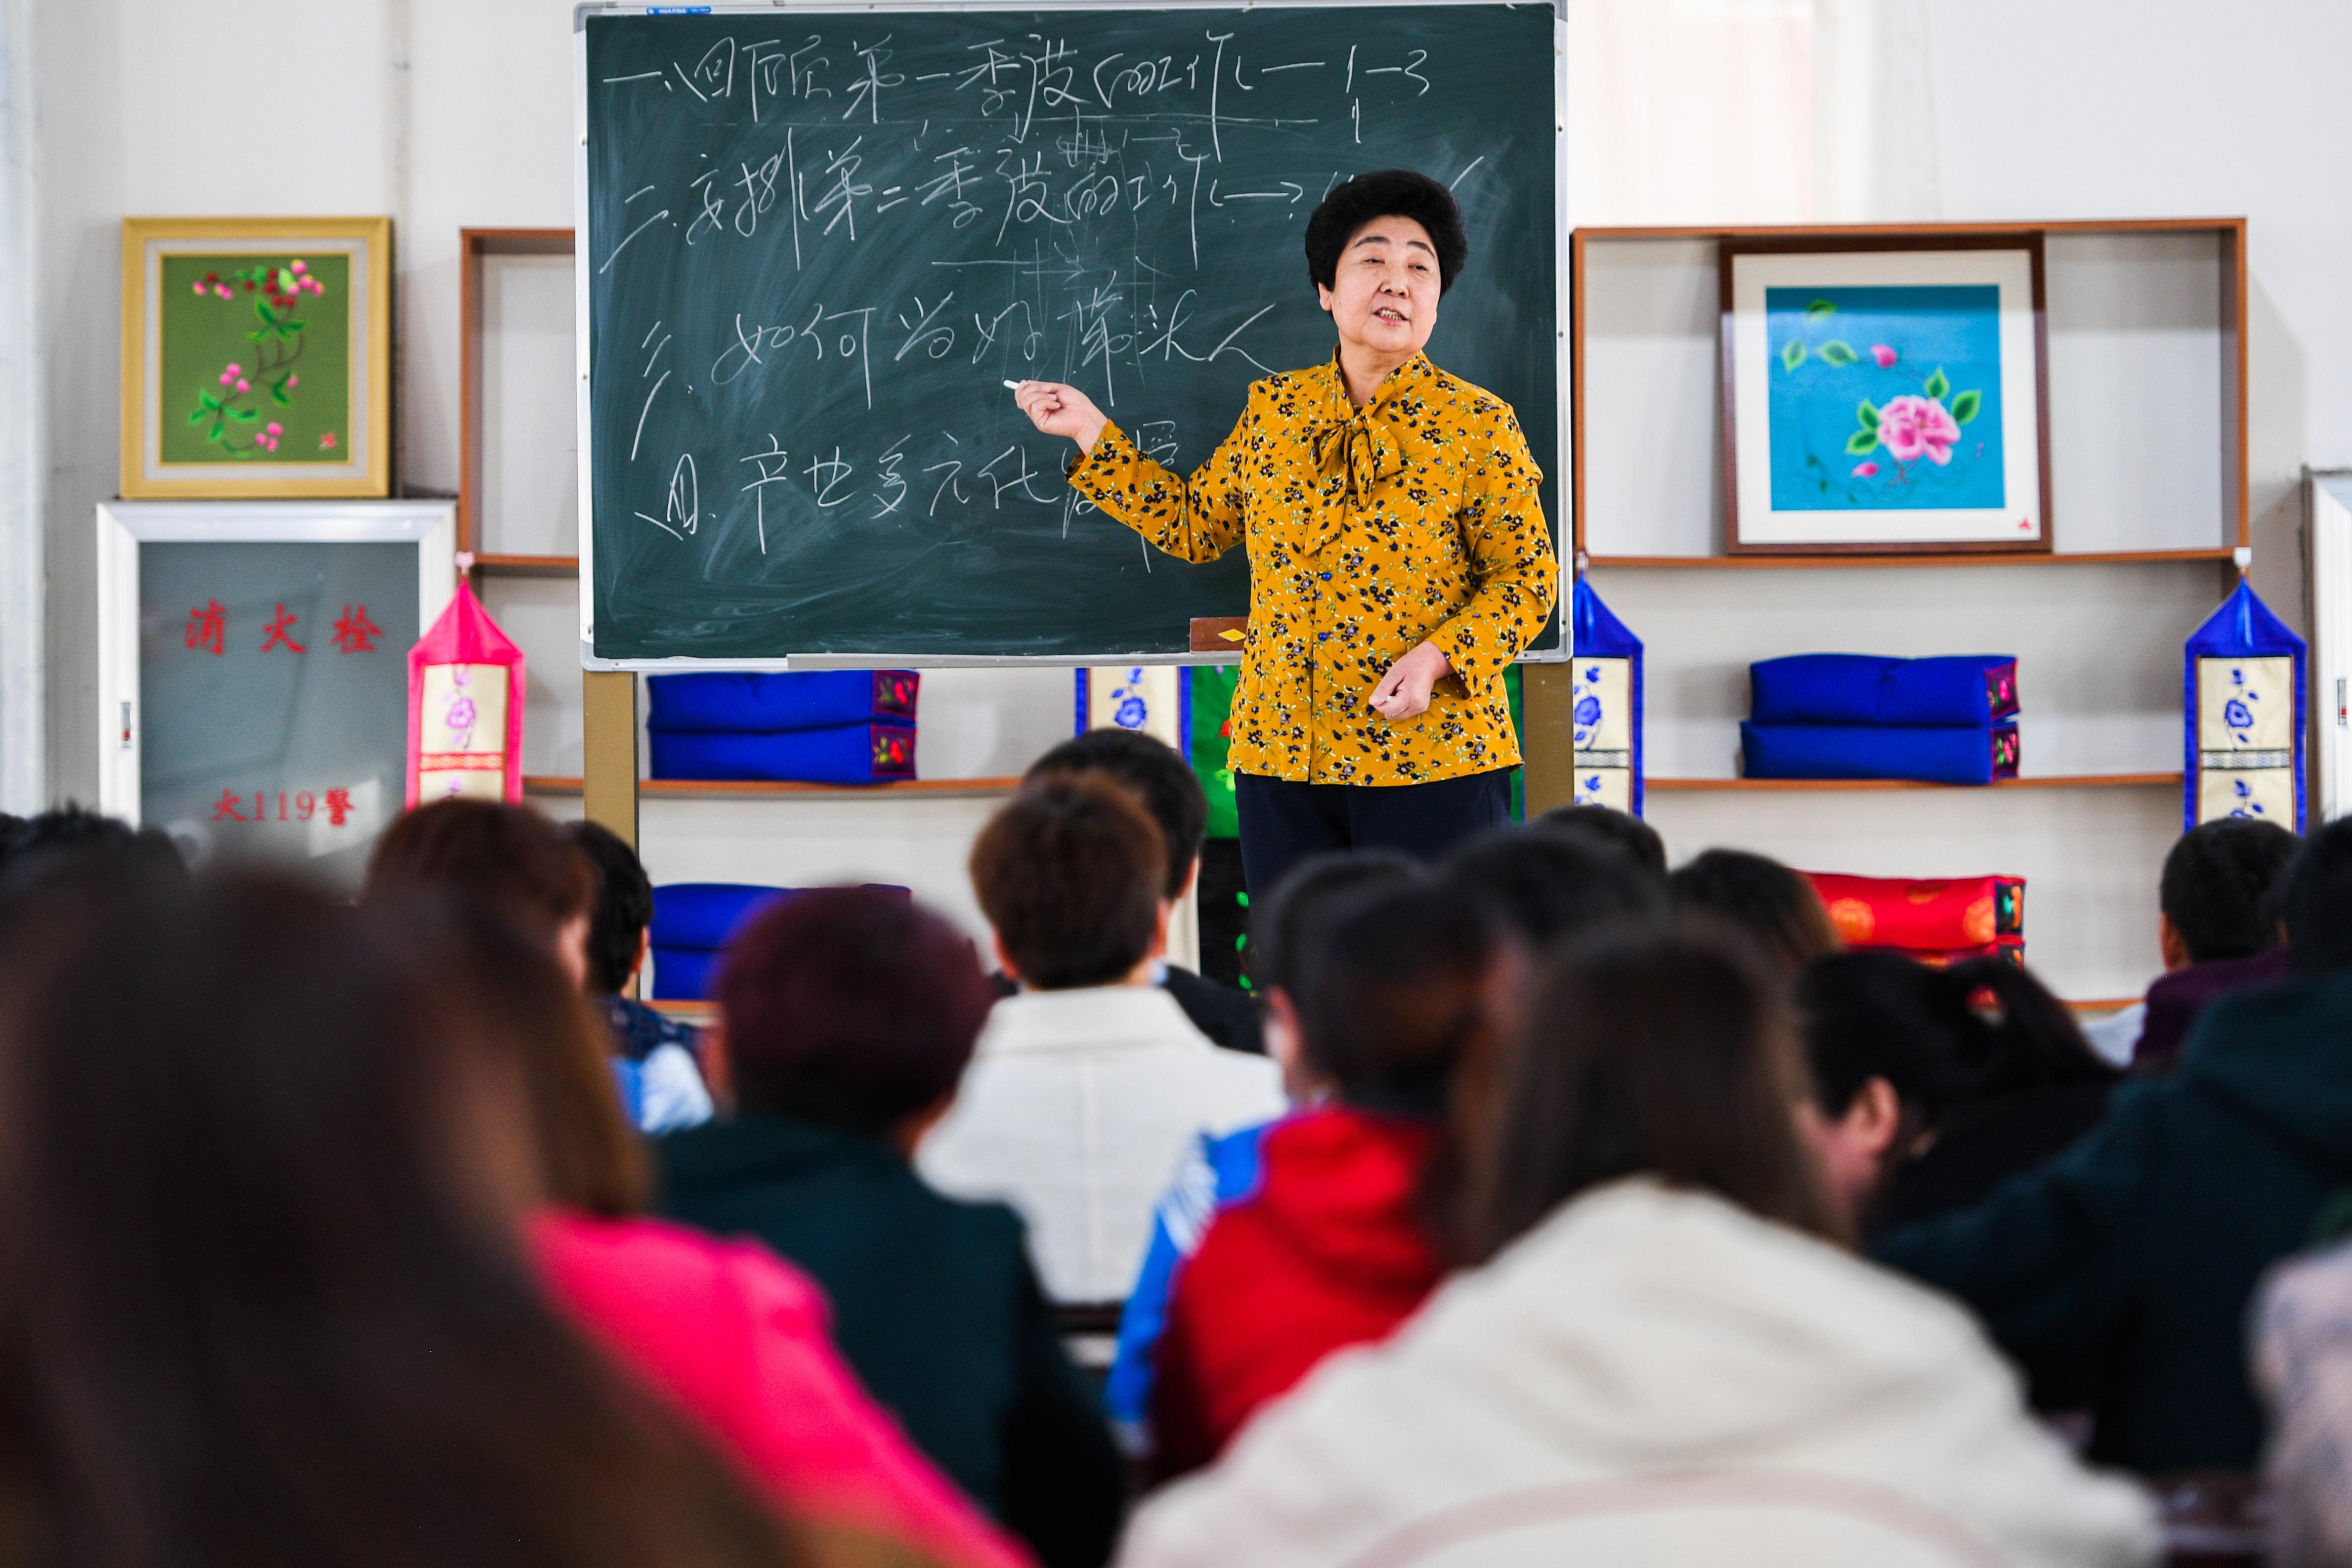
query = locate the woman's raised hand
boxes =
[1010,381,1110,453]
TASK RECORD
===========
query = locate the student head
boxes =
[0,802,183,890]
[1303,170,1467,362]
[714,887,996,1150]
[1465,924,1843,1264]
[1027,727,1206,902]
[1668,848,1840,975]
[1288,881,1518,1119]
[366,799,598,987]
[970,775,1168,990]
[569,820,656,996]
[1443,825,1664,950]
[0,858,792,1568]
[1249,850,1427,1096]
[1532,804,1668,880]
[2281,816,2352,978]
[2159,817,2300,971]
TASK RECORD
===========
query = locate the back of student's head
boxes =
[1532,804,1668,879]
[1249,849,1426,996]
[2162,817,2299,965]
[717,886,997,1138]
[366,799,595,955]
[1667,848,1839,975]
[0,802,184,890]
[2282,816,2352,977]
[1466,924,1842,1263]
[1027,727,1205,899]
[1290,882,1515,1117]
[569,819,656,995]
[0,858,793,1568]
[971,775,1166,989]
[1444,826,1663,950]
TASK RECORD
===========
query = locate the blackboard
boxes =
[579,2,1560,665]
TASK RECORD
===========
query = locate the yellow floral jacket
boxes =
[1067,351,1557,786]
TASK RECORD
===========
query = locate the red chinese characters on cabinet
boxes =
[209,788,355,826]
[183,600,383,655]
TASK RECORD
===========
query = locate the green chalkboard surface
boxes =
[582,3,1559,664]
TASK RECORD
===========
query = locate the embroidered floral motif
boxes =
[1067,351,1556,786]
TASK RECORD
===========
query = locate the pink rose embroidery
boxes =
[1871,344,1897,368]
[1878,395,1961,466]
[1851,461,1879,478]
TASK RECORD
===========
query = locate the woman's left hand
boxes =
[1367,641,1453,722]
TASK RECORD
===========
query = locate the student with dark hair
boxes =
[1876,814,2352,1474]
[922,778,1283,1308]
[1147,881,1516,1479]
[1027,727,1263,1054]
[1117,927,2153,1567]
[1668,847,1840,974]
[0,857,1018,1568]
[1104,850,1424,1456]
[0,801,183,887]
[1012,169,1555,897]
[367,797,598,982]
[1798,952,2118,1235]
[659,886,1124,1568]
[2125,816,2300,1069]
[1442,823,1665,948]
[569,820,714,1133]
[1532,802,1668,879]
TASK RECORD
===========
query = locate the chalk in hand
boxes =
[1002,380,1024,390]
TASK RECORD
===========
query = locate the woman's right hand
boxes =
[1011,381,1109,454]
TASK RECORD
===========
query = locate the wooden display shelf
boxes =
[470,552,578,577]
[1646,772,2180,792]
[649,999,714,1022]
[526,774,1022,801]
[459,227,576,557]
[1583,549,2238,572]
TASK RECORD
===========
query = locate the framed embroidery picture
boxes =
[1721,234,2051,555]
[120,217,392,499]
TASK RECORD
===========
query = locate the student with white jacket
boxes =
[923,775,1285,1305]
[1117,926,2157,1568]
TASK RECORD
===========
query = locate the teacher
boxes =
[1014,169,1558,896]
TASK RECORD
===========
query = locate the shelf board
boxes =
[470,553,579,577]
[649,999,714,1022]
[524,774,1022,801]
[1582,549,2238,571]
[1647,772,2181,792]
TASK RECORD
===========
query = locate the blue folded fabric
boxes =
[1750,655,2019,729]
[647,671,919,733]
[1741,721,2021,786]
[650,882,911,1000]
[648,721,916,784]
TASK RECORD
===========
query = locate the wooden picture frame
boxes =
[119,216,392,500]
[459,227,577,575]
[1719,232,2053,556]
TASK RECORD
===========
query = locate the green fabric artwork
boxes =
[161,253,350,465]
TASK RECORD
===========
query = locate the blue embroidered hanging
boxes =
[2184,579,2305,832]
[1570,576,1644,816]
[1075,666,1193,757]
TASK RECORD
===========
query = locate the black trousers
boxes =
[1234,767,1516,898]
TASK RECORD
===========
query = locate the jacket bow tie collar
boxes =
[1310,409,1398,508]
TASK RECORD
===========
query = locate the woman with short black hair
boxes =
[1013,170,1557,897]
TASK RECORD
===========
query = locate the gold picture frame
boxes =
[120,216,392,499]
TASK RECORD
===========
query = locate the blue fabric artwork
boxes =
[2184,580,2306,832]
[1750,654,2019,729]
[648,883,909,1001]
[1569,578,1643,816]
[1742,721,2020,786]
[646,671,918,732]
[1766,285,2004,512]
[647,721,915,785]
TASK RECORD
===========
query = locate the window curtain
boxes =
[1566,0,1941,227]
[0,0,39,813]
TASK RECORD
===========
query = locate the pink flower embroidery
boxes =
[1871,344,1897,369]
[319,431,338,450]
[1878,395,1961,466]
[1851,461,1879,478]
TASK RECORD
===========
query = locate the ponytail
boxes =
[1941,957,2119,1095]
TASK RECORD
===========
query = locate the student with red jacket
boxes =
[1150,882,1519,1477]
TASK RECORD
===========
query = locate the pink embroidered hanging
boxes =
[406,577,525,806]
